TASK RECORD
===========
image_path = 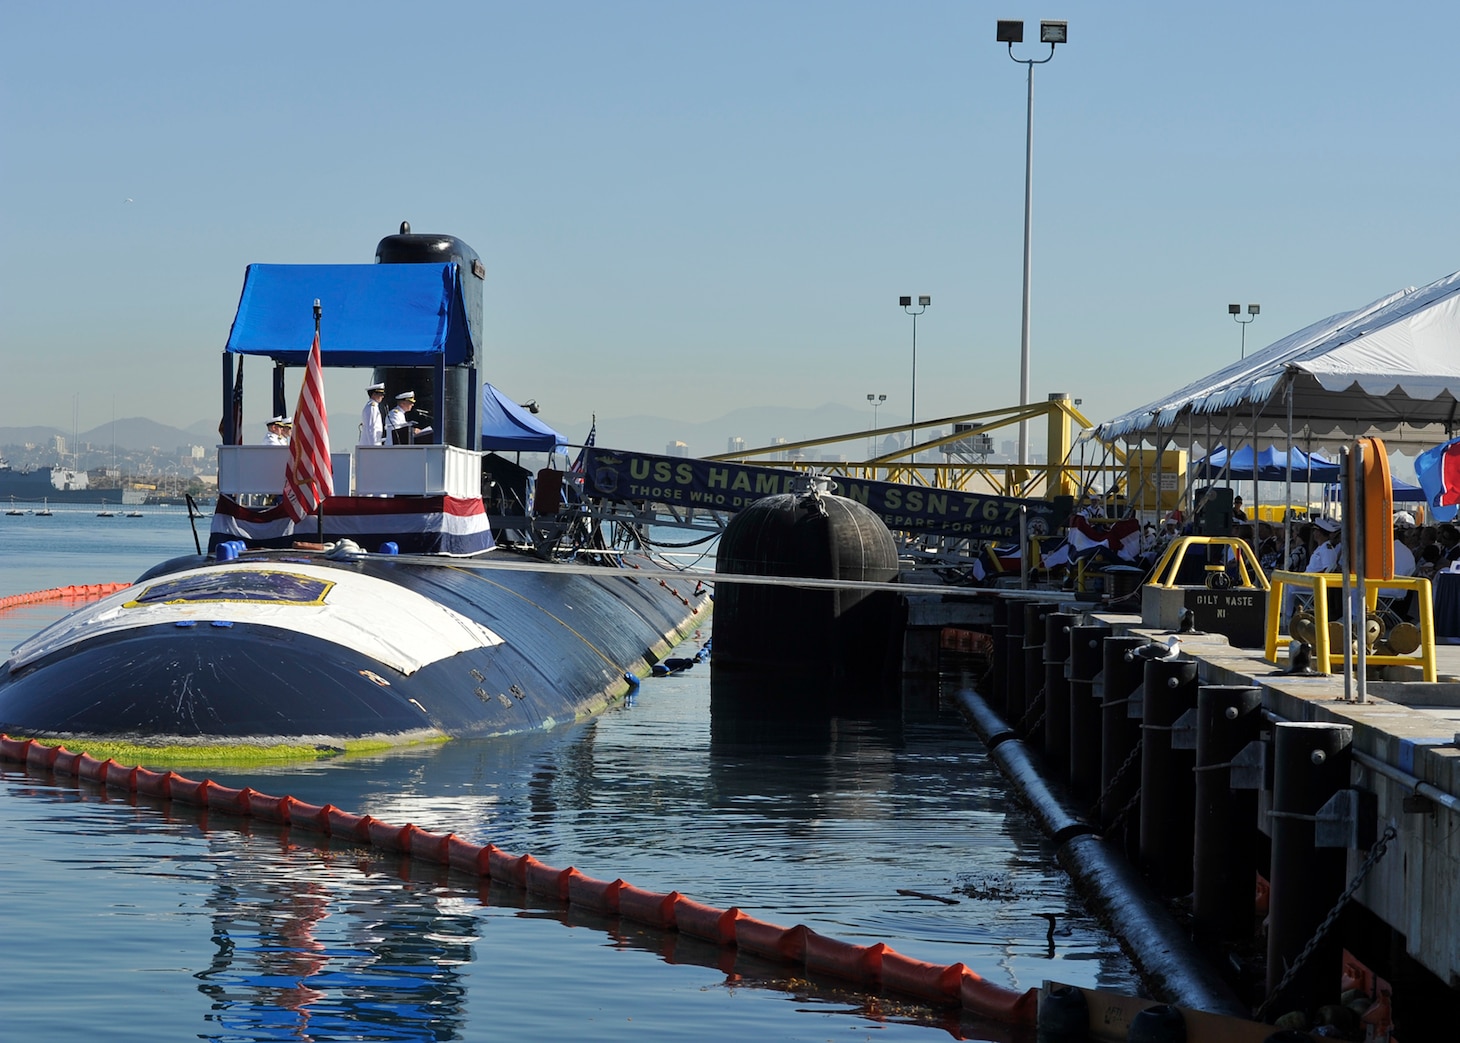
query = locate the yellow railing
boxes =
[1263,571,1436,681]
[1146,536,1270,591]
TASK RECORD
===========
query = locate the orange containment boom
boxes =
[0,583,131,612]
[0,733,1036,1026]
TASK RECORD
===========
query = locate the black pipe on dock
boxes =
[988,739,1089,845]
[1192,684,1263,944]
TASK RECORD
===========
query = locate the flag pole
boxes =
[313,298,324,544]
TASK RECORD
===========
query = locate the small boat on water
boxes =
[0,225,706,755]
[125,511,144,518]
[36,499,52,517]
[4,497,22,516]
[96,500,115,517]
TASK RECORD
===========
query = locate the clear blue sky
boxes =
[3,1,1458,445]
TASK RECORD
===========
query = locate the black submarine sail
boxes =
[0,226,705,752]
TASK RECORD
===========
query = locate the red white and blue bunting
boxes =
[211,495,494,556]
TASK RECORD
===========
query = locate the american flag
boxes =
[569,416,596,489]
[281,328,334,523]
[218,354,243,443]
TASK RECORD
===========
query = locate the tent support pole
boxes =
[1186,410,1194,519]
[1220,411,1235,491]
[1251,398,1260,529]
[1284,376,1295,568]
[1200,413,1211,522]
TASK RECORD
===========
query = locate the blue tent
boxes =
[479,383,566,453]
[1194,445,1340,482]
[225,263,476,365]
[1323,477,1427,504]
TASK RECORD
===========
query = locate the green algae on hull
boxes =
[11,734,450,770]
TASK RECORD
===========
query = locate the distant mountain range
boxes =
[0,403,900,461]
[0,418,222,455]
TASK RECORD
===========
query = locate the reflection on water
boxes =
[197,654,1141,995]
[1,609,1142,1039]
[193,835,476,1041]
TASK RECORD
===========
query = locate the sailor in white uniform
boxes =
[264,416,292,446]
[358,382,387,447]
[1305,516,1343,573]
[386,392,416,445]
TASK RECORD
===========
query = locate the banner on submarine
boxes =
[581,447,1059,541]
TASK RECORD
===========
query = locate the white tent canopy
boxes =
[1097,269,1460,452]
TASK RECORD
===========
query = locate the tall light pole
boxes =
[900,295,930,446]
[866,392,887,457]
[998,18,1067,467]
[1229,303,1260,358]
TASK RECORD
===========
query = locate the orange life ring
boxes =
[1354,437,1393,580]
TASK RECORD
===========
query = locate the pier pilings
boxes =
[935,589,1460,1030]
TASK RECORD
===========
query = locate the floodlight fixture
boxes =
[996,20,1024,43]
[866,393,888,457]
[900,295,930,433]
[1000,17,1068,466]
[1229,301,1261,358]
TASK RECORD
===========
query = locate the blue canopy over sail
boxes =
[479,383,566,452]
[1194,445,1340,482]
[225,263,476,365]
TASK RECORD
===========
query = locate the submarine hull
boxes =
[0,550,706,747]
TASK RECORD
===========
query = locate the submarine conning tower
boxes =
[374,221,486,449]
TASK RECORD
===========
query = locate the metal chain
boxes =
[1256,824,1399,1022]
[1087,738,1144,818]
[1015,686,1046,735]
[1102,787,1141,838]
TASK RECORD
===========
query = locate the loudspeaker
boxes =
[1196,487,1234,535]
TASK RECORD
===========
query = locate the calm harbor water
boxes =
[0,508,1143,1041]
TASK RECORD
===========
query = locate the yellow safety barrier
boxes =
[1263,571,1436,681]
[1146,536,1270,591]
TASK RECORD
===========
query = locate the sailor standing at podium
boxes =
[359,382,386,446]
[264,416,292,446]
[386,391,416,445]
